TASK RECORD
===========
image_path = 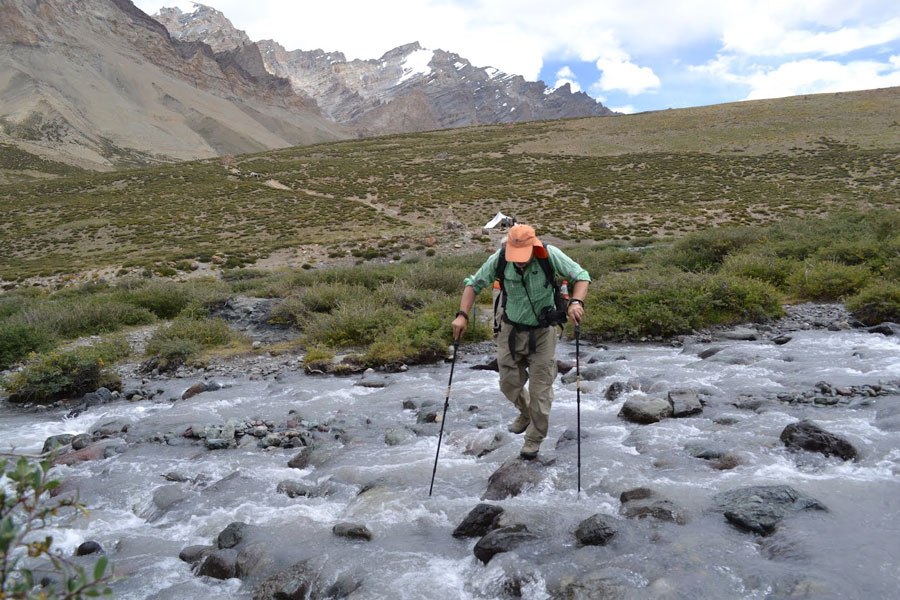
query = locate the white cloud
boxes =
[610,105,636,114]
[725,16,900,57]
[594,55,660,95]
[891,55,900,68]
[742,58,900,99]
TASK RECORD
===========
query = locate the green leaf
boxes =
[93,554,108,580]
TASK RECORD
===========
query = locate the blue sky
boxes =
[135,0,900,114]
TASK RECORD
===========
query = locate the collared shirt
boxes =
[463,245,591,326]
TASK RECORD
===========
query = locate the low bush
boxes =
[118,279,229,318]
[580,268,783,340]
[788,261,872,300]
[719,252,798,289]
[302,345,334,370]
[846,280,900,324]
[14,297,156,339]
[304,300,406,347]
[660,226,762,272]
[144,317,238,371]
[2,337,130,404]
[0,321,55,369]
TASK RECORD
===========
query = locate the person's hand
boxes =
[452,315,468,340]
[567,301,584,326]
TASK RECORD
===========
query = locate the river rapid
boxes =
[2,311,900,599]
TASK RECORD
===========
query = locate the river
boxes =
[2,322,899,599]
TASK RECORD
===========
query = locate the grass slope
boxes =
[1,86,899,281]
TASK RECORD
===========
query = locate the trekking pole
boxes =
[429,338,460,496]
[575,325,582,494]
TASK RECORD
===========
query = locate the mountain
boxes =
[0,0,347,170]
[155,4,615,137]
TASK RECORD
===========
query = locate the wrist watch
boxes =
[568,299,584,308]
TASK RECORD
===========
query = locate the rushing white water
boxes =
[3,328,900,599]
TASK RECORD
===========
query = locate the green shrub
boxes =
[118,280,229,318]
[2,337,130,404]
[0,322,55,369]
[661,226,762,271]
[814,238,889,267]
[146,317,235,353]
[719,252,798,289]
[846,280,900,324]
[580,268,783,340]
[788,261,872,300]
[14,298,156,339]
[302,345,334,369]
[304,300,406,347]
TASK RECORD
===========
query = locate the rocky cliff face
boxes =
[0,0,346,168]
[158,4,615,137]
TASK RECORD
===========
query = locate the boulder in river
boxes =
[42,434,74,454]
[619,487,688,525]
[473,525,538,565]
[561,363,616,384]
[575,514,618,546]
[780,420,858,461]
[604,381,629,401]
[332,522,373,541]
[618,395,673,424]
[482,456,555,500]
[75,541,103,556]
[452,503,505,538]
[252,557,347,600]
[713,485,828,536]
[668,388,702,417]
[197,548,238,580]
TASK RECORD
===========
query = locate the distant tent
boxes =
[483,212,516,229]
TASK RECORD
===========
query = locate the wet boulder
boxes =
[470,358,499,372]
[452,504,505,538]
[482,456,555,500]
[51,439,125,466]
[182,380,224,400]
[716,326,759,341]
[575,514,618,546]
[668,389,702,417]
[867,322,900,335]
[218,522,260,549]
[179,545,214,566]
[458,430,509,457]
[473,525,538,565]
[604,381,629,401]
[42,434,74,454]
[332,522,373,541]
[75,541,103,556]
[71,433,93,450]
[252,557,342,600]
[81,387,115,408]
[618,395,673,424]
[713,485,828,536]
[619,488,688,525]
[276,480,316,499]
[236,541,278,579]
[780,420,858,461]
[287,443,340,470]
[698,346,724,359]
[197,548,238,580]
[561,363,616,384]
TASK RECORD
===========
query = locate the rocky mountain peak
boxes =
[155,3,251,53]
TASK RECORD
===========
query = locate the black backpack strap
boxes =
[496,243,508,309]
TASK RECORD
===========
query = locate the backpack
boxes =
[492,243,568,334]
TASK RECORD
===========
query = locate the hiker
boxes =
[451,224,590,460]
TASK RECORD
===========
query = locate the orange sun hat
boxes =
[505,224,546,262]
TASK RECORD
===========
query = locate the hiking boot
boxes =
[507,414,530,434]
[519,440,540,460]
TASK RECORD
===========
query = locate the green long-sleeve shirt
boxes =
[463,245,591,326]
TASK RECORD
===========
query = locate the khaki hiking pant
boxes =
[497,320,558,448]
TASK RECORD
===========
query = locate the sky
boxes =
[133,0,900,114]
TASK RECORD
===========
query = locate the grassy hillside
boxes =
[1,86,899,282]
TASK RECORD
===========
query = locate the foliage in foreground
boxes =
[1,457,112,599]
[143,316,240,372]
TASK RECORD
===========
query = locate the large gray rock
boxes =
[619,488,688,525]
[561,363,616,384]
[42,434,74,454]
[713,485,828,536]
[604,381,629,402]
[668,389,703,418]
[780,420,858,461]
[618,395,673,424]
[452,504,504,538]
[482,456,554,500]
[473,525,538,565]
[197,549,238,580]
[575,514,618,546]
[332,522,373,541]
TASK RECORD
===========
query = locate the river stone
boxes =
[618,395,673,424]
[52,440,124,466]
[868,322,900,335]
[461,430,509,457]
[198,549,238,580]
[619,488,688,524]
[287,444,339,469]
[152,484,189,515]
[452,503,505,538]
[236,541,277,579]
[71,433,93,450]
[473,525,538,564]
[75,540,103,556]
[182,382,206,400]
[384,427,415,446]
[470,358,499,371]
[605,381,629,401]
[218,522,253,549]
[668,389,702,417]
[332,522,373,541]
[205,438,230,450]
[179,545,214,566]
[717,327,759,341]
[276,480,315,498]
[561,363,616,384]
[772,334,792,345]
[698,346,724,359]
[555,428,588,450]
[482,456,555,500]
[322,573,364,599]
[252,558,323,600]
[42,434,74,454]
[81,387,114,407]
[575,514,618,546]
[780,420,858,461]
[713,485,828,536]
